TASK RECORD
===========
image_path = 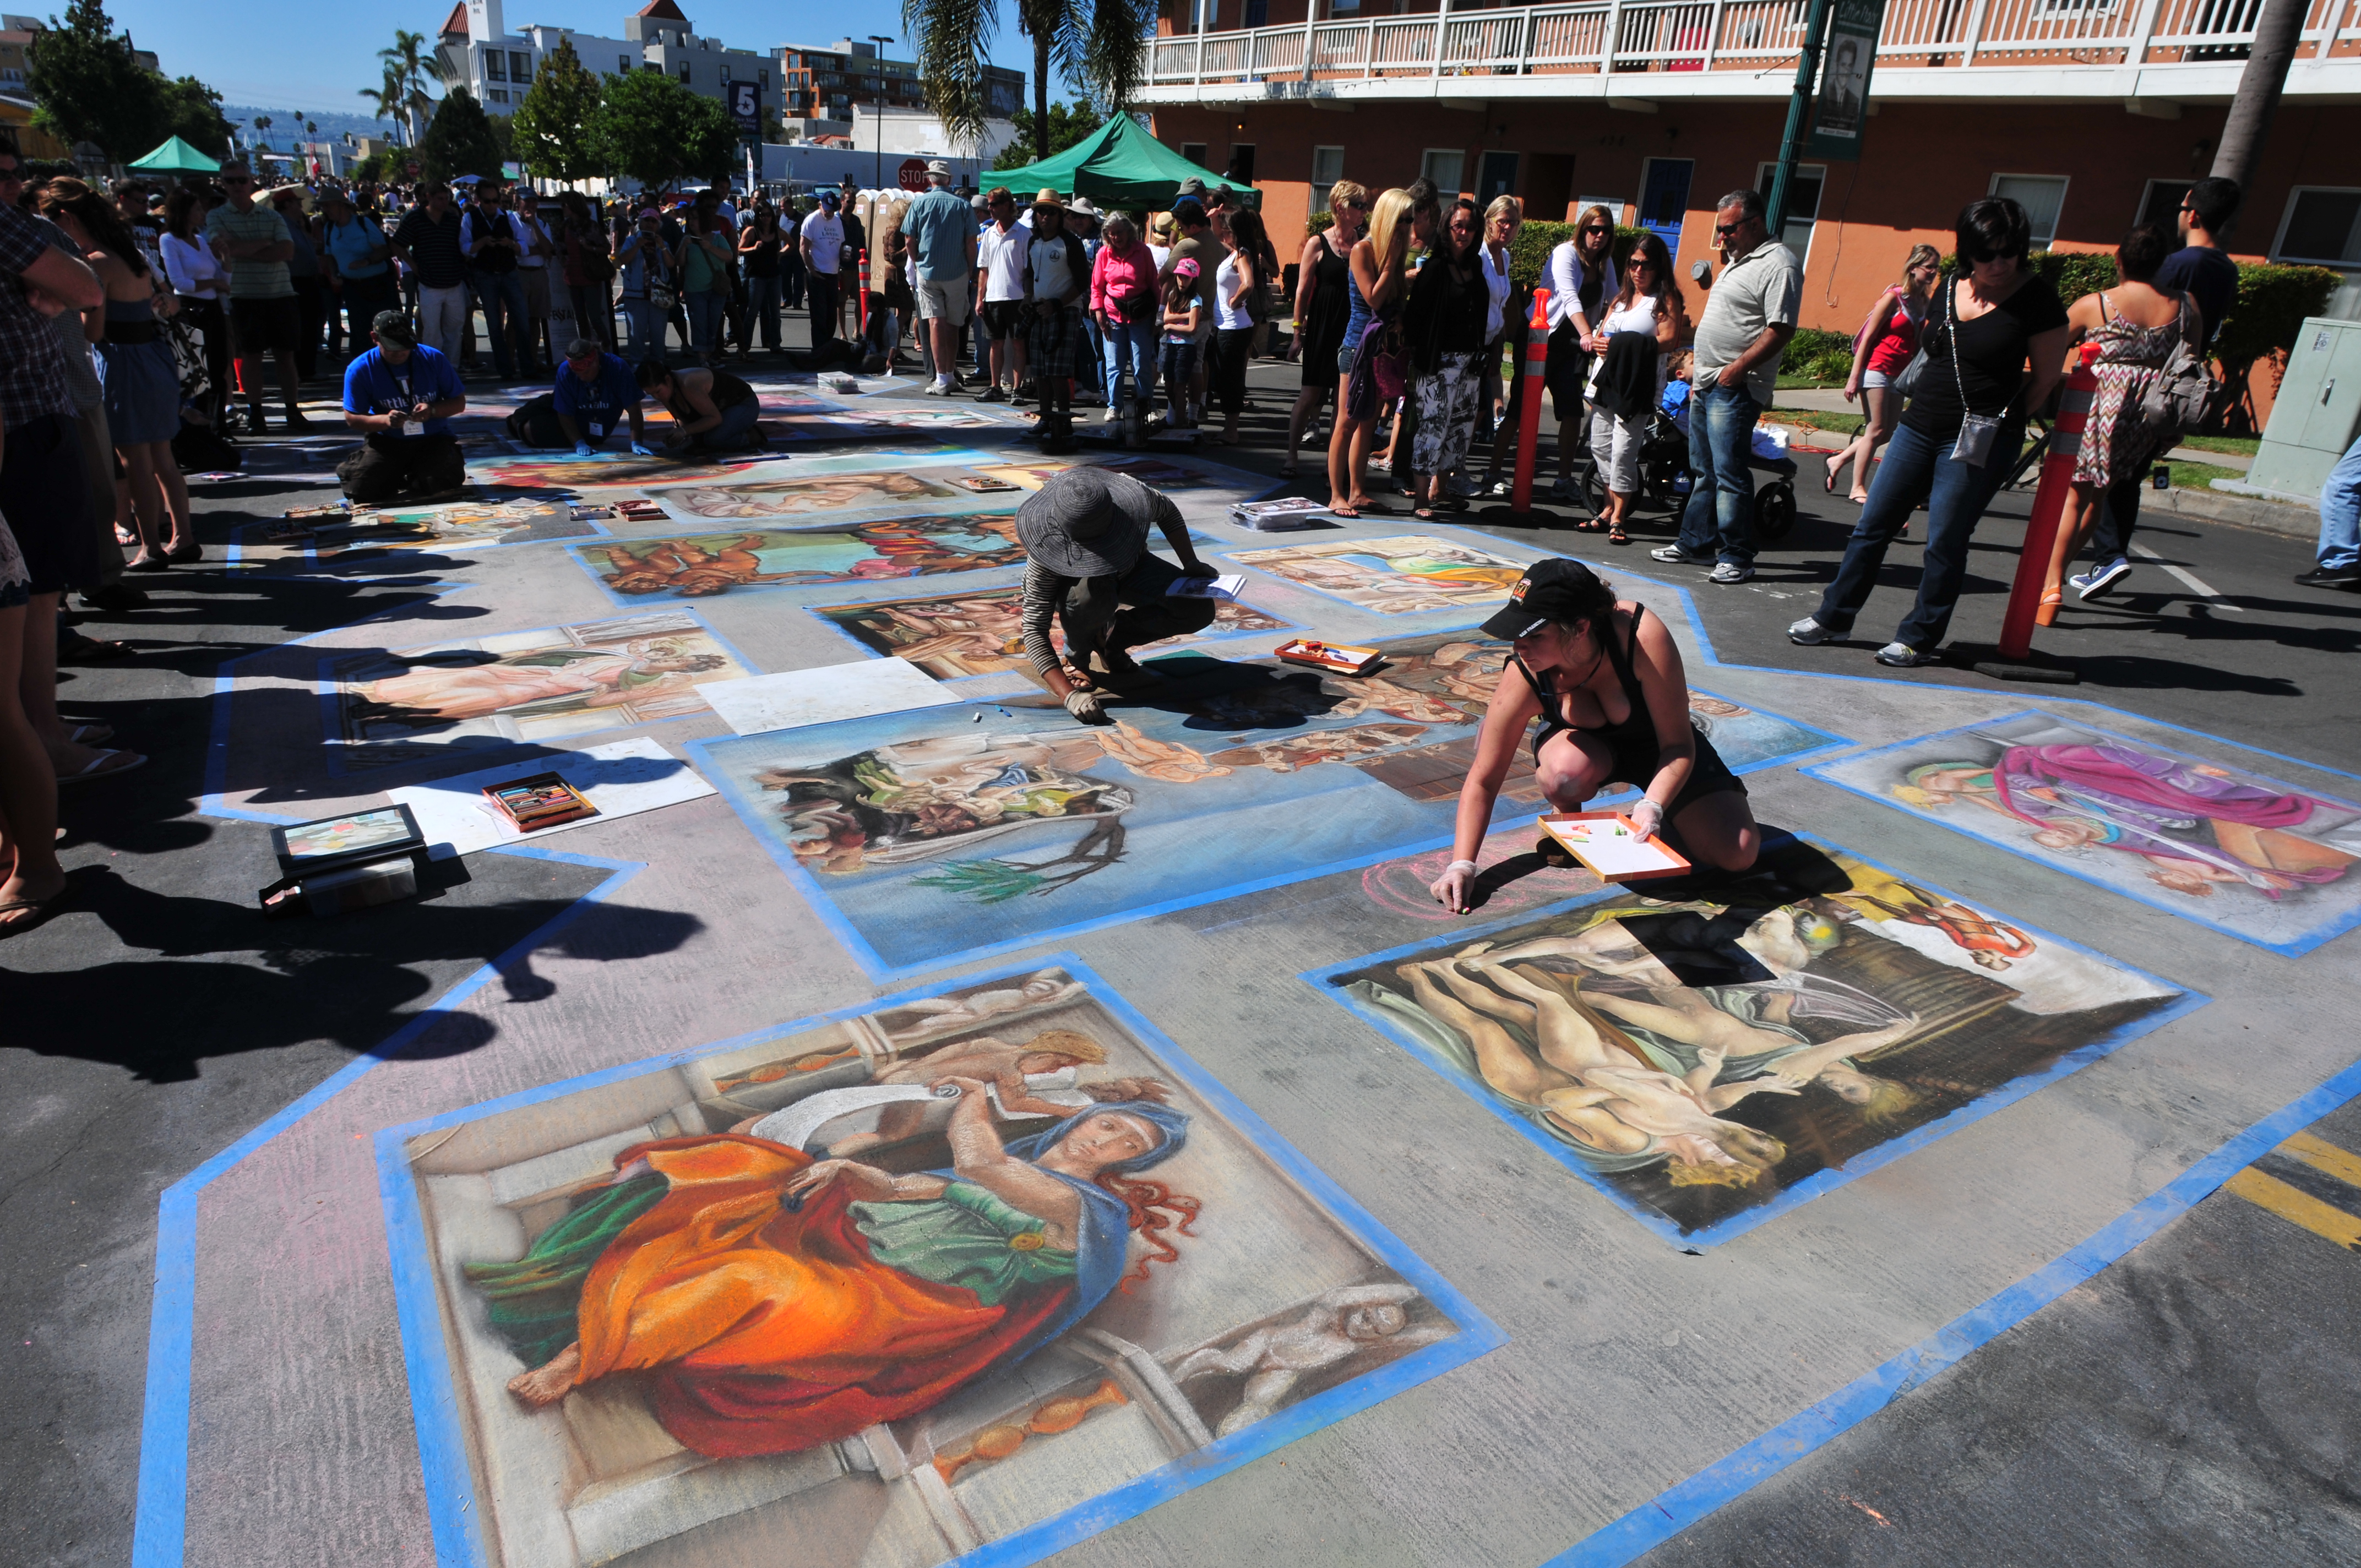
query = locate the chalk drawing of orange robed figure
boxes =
[467,1089,1194,1458]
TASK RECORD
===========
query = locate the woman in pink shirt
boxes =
[1827,244,1938,503]
[1090,214,1162,420]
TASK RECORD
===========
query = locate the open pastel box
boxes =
[1539,809,1693,880]
[1274,638,1383,676]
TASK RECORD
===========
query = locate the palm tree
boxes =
[360,69,407,144]
[380,29,441,144]
[252,114,273,151]
[902,0,1153,161]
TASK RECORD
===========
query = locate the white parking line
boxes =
[2130,542,2244,611]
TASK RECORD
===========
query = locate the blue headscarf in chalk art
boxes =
[970,1100,1192,1359]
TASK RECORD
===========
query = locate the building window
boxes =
[1755,160,1826,262]
[2272,187,2361,268]
[485,51,506,81]
[678,62,692,81]
[620,53,632,70]
[1245,0,1269,23]
[1181,142,1207,167]
[1311,145,1345,187]
[488,88,508,104]
[760,68,769,86]
[2137,178,2192,228]
[510,51,531,81]
[1990,173,2069,248]
[1421,149,1466,196]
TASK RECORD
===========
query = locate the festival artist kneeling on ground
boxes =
[1430,559,1760,912]
[1017,466,1217,723]
[338,309,467,503]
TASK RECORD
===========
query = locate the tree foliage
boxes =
[592,69,736,190]
[509,37,605,183]
[992,98,1100,169]
[416,86,504,184]
[905,0,1154,159]
[25,0,235,163]
[154,74,234,158]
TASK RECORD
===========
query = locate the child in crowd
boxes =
[1159,258,1204,431]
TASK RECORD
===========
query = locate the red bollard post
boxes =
[1996,359,2097,658]
[856,247,870,336]
[1509,288,1553,516]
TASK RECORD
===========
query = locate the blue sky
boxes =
[107,0,1053,120]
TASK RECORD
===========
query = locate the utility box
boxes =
[2242,317,2361,501]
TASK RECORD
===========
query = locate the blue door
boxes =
[1639,157,1693,267]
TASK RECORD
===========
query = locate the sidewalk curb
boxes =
[2142,483,2316,542]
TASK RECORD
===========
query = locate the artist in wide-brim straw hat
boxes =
[1013,466,1218,722]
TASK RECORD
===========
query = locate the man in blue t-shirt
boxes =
[336,309,469,503]
[552,339,650,453]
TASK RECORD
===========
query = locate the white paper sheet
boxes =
[388,738,715,858]
[698,658,961,737]
[1541,815,1690,878]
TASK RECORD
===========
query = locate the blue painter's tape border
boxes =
[129,845,648,1568]
[1298,829,2212,1252]
[1800,707,2361,959]
[1543,1054,2361,1567]
[684,670,1843,983]
[372,951,1503,1568]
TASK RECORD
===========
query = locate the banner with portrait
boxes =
[1806,0,1885,162]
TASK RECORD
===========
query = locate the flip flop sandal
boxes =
[68,723,115,745]
[0,880,76,940]
[1609,527,1631,545]
[57,748,145,785]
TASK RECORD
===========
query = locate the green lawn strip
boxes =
[2175,434,2261,456]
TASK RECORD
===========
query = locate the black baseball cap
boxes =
[1480,558,1605,640]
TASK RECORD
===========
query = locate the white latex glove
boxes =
[1628,798,1666,842]
[1063,689,1106,723]
[1429,859,1479,915]
[573,441,595,457]
[630,442,654,455]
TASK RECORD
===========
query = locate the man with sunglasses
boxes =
[1655,190,1799,585]
[204,162,311,433]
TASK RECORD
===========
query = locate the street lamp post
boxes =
[868,34,894,192]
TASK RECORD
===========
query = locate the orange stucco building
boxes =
[1138,0,2361,337]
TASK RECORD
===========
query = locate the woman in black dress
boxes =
[1283,179,1366,478]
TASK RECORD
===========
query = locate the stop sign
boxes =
[406,161,421,177]
[897,157,928,193]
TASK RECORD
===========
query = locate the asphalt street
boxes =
[3,339,2354,1565]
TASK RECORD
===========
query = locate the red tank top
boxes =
[1867,293,1922,376]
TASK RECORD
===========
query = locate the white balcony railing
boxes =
[1147,0,2358,86]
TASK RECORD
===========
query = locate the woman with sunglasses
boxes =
[1543,206,1618,502]
[1827,243,1939,504]
[1403,200,1490,519]
[1284,180,1366,478]
[1473,194,1524,494]
[1582,231,1689,546]
[1790,197,2070,667]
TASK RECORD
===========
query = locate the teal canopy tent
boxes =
[988,116,1259,213]
[127,136,224,175]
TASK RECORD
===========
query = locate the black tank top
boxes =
[1309,232,1350,326]
[1515,605,1658,765]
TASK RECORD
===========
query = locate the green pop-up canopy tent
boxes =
[988,115,1259,213]
[128,136,223,175]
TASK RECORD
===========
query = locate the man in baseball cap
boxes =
[337,309,467,503]
[1014,467,1218,721]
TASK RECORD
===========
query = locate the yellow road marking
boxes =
[2223,1168,2361,1251]
[2277,1130,2361,1191]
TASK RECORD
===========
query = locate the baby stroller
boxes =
[1580,381,1799,542]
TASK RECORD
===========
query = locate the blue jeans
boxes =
[686,288,726,355]
[685,398,761,451]
[781,248,805,309]
[1159,339,1199,424]
[1813,418,2025,651]
[1102,319,1158,409]
[1077,314,1106,396]
[621,298,665,363]
[1675,380,1761,565]
[470,270,528,377]
[746,273,782,351]
[2319,433,2361,571]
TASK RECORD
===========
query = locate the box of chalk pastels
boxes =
[260,804,431,917]
[1538,810,1691,881]
[483,772,601,831]
[1274,638,1382,676]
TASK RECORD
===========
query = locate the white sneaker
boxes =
[1874,641,1941,667]
[1787,616,1834,645]
[1708,562,1754,585]
[1651,544,1715,564]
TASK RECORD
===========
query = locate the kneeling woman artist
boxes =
[1430,560,1760,913]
